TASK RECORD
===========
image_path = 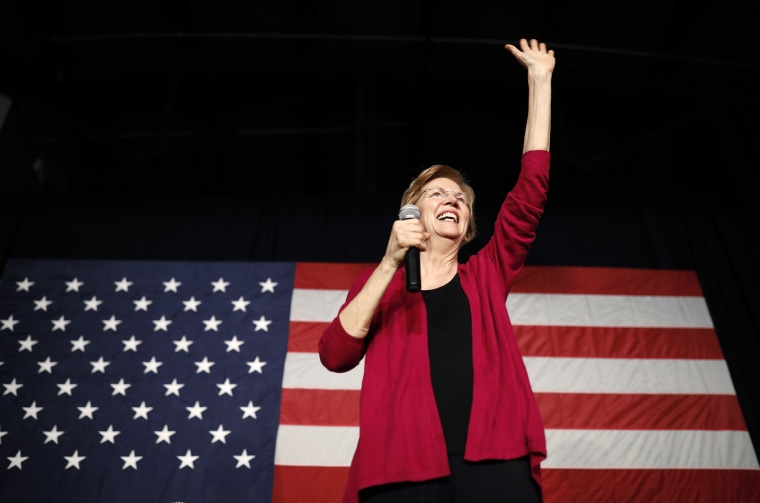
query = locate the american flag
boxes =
[1,259,759,502]
[0,259,294,503]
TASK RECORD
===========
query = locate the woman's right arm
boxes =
[337,217,429,339]
[319,217,429,372]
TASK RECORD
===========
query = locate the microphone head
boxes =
[398,204,420,220]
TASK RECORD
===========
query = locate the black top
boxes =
[422,274,474,455]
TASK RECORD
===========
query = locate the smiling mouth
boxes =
[437,212,458,223]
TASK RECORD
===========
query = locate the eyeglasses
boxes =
[422,187,472,206]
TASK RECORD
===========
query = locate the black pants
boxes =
[359,455,541,503]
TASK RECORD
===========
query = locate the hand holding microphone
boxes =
[398,204,422,292]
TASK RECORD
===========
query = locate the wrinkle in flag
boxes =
[1,259,759,502]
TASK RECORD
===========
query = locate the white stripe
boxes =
[283,352,364,389]
[524,357,736,395]
[291,289,714,328]
[274,424,359,466]
[274,426,759,470]
[290,289,349,322]
[282,353,735,395]
[544,429,760,469]
[507,293,713,328]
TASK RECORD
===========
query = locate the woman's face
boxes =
[417,177,471,244]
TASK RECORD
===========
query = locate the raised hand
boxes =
[505,38,555,75]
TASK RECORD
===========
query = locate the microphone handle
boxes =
[404,247,421,293]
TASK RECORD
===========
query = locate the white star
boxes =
[224,335,244,352]
[259,277,278,293]
[90,356,110,373]
[154,425,175,444]
[7,450,28,470]
[231,296,250,312]
[211,277,230,292]
[37,356,57,373]
[173,335,193,353]
[121,450,142,470]
[64,450,86,470]
[0,427,7,444]
[122,335,142,352]
[1,314,20,332]
[246,356,267,374]
[202,315,222,332]
[83,296,103,312]
[132,401,153,420]
[43,425,64,444]
[70,336,90,352]
[19,335,37,352]
[51,315,71,332]
[102,315,122,332]
[178,449,199,469]
[252,315,272,332]
[164,379,184,397]
[163,277,182,293]
[133,296,152,311]
[16,277,35,292]
[3,378,23,396]
[182,296,202,312]
[114,277,133,292]
[110,378,131,396]
[216,378,237,396]
[22,401,43,420]
[234,449,256,468]
[33,296,53,311]
[77,401,98,419]
[142,356,162,374]
[98,425,120,444]
[194,357,215,374]
[65,277,84,292]
[241,401,261,419]
[152,315,172,332]
[186,401,207,420]
[57,378,77,396]
[209,425,231,444]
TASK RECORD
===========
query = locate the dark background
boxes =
[1,0,758,459]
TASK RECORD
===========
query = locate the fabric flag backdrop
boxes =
[1,259,759,502]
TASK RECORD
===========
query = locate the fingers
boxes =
[507,38,550,55]
[395,220,428,250]
[386,220,429,265]
[505,38,556,74]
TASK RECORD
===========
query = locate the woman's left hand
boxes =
[505,38,555,75]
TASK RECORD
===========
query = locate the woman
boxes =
[319,38,555,503]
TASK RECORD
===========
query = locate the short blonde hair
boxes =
[400,164,476,243]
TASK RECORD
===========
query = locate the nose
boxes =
[443,192,459,205]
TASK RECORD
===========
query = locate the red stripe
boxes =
[279,389,746,431]
[280,388,360,426]
[288,321,330,352]
[295,262,376,290]
[513,266,704,296]
[542,468,760,503]
[272,466,760,503]
[272,465,350,503]
[290,322,723,360]
[294,264,705,295]
[536,393,748,430]
[516,326,724,359]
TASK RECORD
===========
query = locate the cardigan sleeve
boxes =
[483,149,550,293]
[318,266,374,372]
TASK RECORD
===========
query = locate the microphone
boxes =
[398,204,421,293]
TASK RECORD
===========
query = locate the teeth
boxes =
[437,212,458,223]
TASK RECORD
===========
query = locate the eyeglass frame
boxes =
[421,186,473,206]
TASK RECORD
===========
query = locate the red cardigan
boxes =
[319,150,550,503]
